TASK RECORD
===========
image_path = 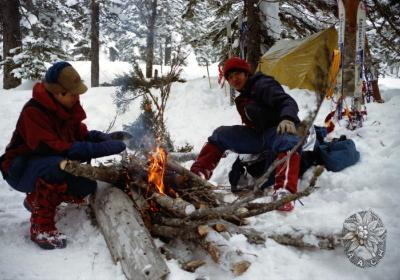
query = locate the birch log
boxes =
[90,185,169,280]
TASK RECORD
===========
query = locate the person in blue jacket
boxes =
[0,62,126,249]
[191,57,301,211]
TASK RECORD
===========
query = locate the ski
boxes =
[351,0,367,129]
[354,1,366,107]
[336,0,345,120]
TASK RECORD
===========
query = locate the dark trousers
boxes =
[209,125,300,187]
[5,155,96,198]
[208,125,299,154]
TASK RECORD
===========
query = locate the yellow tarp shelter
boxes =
[257,27,338,94]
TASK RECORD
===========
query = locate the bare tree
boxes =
[1,0,22,89]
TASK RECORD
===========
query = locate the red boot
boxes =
[30,178,68,249]
[273,151,300,211]
[190,142,224,180]
[23,192,36,212]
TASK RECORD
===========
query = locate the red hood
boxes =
[32,82,86,123]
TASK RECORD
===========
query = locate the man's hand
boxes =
[277,119,296,135]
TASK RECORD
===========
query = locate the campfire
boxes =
[148,147,167,195]
[60,151,332,278]
[147,147,177,198]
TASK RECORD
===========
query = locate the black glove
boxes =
[87,130,112,142]
[109,131,133,141]
[67,140,126,162]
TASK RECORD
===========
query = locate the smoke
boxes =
[123,113,157,154]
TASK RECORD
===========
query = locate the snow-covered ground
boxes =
[0,58,399,280]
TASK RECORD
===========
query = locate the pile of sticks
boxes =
[60,152,340,280]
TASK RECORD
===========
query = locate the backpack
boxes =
[317,136,360,172]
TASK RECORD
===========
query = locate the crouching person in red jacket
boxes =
[0,62,126,249]
[191,57,301,212]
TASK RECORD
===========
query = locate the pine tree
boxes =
[113,50,187,151]
[16,0,77,80]
[69,0,91,61]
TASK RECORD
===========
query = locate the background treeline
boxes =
[1,0,399,89]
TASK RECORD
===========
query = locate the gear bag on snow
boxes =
[229,126,360,190]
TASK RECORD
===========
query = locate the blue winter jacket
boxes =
[234,72,300,131]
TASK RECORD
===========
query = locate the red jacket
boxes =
[0,82,88,173]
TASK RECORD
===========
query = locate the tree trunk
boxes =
[364,36,384,103]
[1,0,22,89]
[244,0,262,73]
[342,0,360,96]
[145,0,158,78]
[90,185,170,280]
[91,0,100,87]
[164,35,171,66]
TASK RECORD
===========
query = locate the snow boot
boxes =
[190,142,224,180]
[30,178,68,249]
[25,191,85,213]
[273,151,300,211]
[23,192,36,212]
[272,188,295,212]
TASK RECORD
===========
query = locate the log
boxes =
[90,185,169,280]
[149,192,195,217]
[269,233,341,250]
[166,158,217,191]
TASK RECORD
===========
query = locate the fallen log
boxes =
[90,185,169,280]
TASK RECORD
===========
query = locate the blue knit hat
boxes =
[44,61,87,95]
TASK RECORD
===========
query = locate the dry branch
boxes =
[187,166,324,221]
[270,232,341,250]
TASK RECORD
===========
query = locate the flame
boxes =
[148,147,167,195]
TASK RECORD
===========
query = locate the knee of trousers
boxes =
[208,126,237,151]
[271,134,300,153]
[66,176,97,198]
